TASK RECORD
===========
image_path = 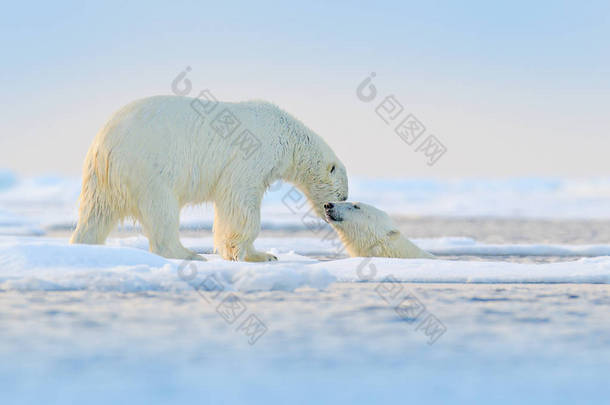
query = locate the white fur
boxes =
[325,202,434,259]
[70,96,348,261]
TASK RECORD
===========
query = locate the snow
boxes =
[1,172,609,290]
[112,234,610,260]
[39,233,610,259]
[0,237,335,292]
[2,170,610,404]
[319,256,610,284]
[416,236,610,257]
[0,208,45,236]
[1,236,610,293]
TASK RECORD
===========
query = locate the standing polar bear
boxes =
[71,96,348,261]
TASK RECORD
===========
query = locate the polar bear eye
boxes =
[353,205,360,209]
[330,165,336,174]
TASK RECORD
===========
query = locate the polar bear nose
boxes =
[324,203,334,210]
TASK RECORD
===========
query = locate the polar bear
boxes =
[324,202,434,259]
[70,96,348,261]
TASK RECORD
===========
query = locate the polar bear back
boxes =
[92,96,292,204]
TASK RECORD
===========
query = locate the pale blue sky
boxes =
[1,0,609,177]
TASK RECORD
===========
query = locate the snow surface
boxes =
[417,236,610,257]
[1,236,610,293]
[105,235,610,257]
[1,170,609,289]
[2,170,610,404]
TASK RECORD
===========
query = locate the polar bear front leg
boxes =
[213,193,277,262]
[137,187,205,261]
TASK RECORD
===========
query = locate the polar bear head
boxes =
[293,140,348,216]
[324,201,434,259]
[324,201,396,255]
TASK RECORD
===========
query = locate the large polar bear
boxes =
[70,96,348,261]
[324,202,434,258]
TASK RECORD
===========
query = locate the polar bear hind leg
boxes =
[70,202,119,245]
[70,170,120,245]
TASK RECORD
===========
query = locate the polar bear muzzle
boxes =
[324,202,343,222]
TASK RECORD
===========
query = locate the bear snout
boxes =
[324,203,342,222]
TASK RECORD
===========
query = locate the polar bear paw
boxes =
[245,250,278,262]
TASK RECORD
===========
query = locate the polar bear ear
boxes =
[387,230,401,240]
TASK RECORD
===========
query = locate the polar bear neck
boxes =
[273,109,331,184]
[338,229,391,258]
[335,226,434,259]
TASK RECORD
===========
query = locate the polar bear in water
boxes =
[70,96,348,261]
[324,202,434,259]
